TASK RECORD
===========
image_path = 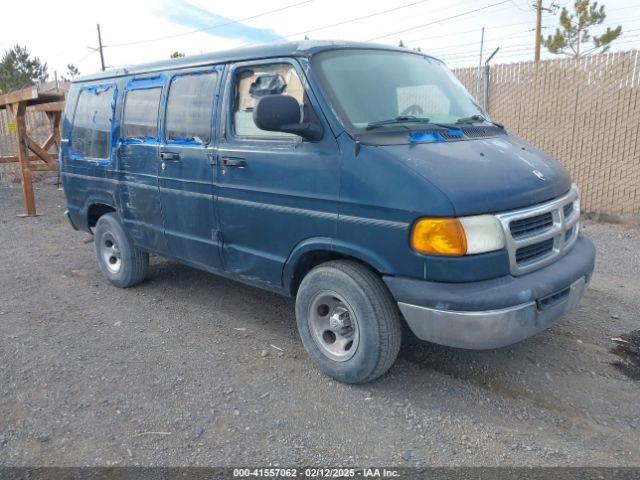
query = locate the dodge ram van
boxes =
[61,41,596,383]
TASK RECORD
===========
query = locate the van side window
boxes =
[70,86,114,159]
[165,72,218,144]
[123,88,161,139]
[233,63,304,138]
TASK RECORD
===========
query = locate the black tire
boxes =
[295,260,402,383]
[93,213,149,288]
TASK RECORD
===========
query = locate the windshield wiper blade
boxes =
[365,115,432,130]
[455,114,504,128]
[455,114,488,124]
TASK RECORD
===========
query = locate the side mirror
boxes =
[253,94,323,141]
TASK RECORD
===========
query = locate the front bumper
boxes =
[385,235,596,349]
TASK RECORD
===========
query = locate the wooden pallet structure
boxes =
[0,86,65,216]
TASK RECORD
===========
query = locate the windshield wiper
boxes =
[455,114,488,124]
[455,114,504,128]
[365,115,432,130]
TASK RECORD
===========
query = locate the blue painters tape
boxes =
[126,75,165,90]
[83,84,112,95]
[410,131,443,143]
[410,129,466,143]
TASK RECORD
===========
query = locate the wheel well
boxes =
[289,250,379,296]
[87,203,116,228]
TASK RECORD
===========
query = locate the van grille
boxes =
[516,238,554,264]
[510,212,553,238]
[563,203,574,218]
[496,186,580,276]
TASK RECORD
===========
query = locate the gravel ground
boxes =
[0,184,639,467]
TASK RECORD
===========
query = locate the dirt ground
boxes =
[0,184,639,467]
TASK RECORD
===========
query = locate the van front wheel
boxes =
[295,260,402,383]
[94,213,149,288]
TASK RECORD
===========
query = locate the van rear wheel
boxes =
[295,260,402,383]
[94,213,149,288]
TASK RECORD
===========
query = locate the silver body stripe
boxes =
[218,196,336,220]
[339,215,409,230]
[62,172,409,230]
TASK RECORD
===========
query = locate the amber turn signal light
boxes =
[411,218,468,256]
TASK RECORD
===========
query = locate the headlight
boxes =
[411,215,504,256]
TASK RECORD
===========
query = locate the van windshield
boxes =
[312,49,485,132]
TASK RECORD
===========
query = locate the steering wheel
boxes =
[400,104,424,116]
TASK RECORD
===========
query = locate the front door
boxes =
[216,59,340,288]
[117,76,167,253]
[158,67,223,270]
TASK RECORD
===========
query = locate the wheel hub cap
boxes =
[100,232,122,274]
[309,292,359,362]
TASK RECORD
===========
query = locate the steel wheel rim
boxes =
[100,232,122,274]
[308,291,359,362]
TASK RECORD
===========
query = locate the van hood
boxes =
[380,135,572,216]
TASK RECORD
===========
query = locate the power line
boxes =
[420,29,544,52]
[441,35,640,64]
[74,49,97,65]
[404,20,543,43]
[240,0,479,47]
[442,35,640,62]
[426,26,640,55]
[404,7,640,44]
[367,0,513,41]
[105,0,314,48]
[279,0,433,38]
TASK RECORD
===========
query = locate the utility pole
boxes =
[476,27,485,101]
[534,1,558,63]
[483,47,499,113]
[534,0,543,62]
[97,24,106,71]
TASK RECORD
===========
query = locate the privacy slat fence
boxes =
[454,50,640,220]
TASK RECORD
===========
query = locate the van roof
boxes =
[75,40,436,83]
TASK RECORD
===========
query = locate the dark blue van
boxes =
[61,41,596,383]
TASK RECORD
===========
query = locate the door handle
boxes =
[160,152,181,161]
[222,157,246,168]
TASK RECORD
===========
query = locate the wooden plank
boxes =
[0,154,56,164]
[31,100,65,112]
[24,91,65,107]
[0,87,38,108]
[26,136,54,163]
[45,110,62,150]
[41,133,56,151]
[8,102,38,215]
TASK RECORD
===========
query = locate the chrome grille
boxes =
[496,185,580,276]
[510,212,553,238]
[515,238,554,263]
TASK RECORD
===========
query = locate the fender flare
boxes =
[282,236,396,295]
[81,193,118,232]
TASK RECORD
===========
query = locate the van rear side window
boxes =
[165,72,218,144]
[70,86,114,159]
[123,88,161,140]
